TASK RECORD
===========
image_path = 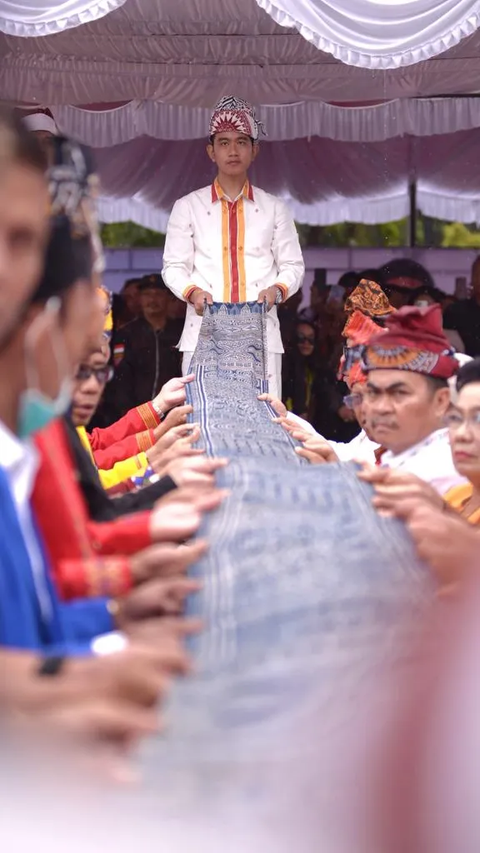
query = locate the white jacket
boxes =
[162,181,305,353]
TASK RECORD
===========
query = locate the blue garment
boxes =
[0,465,113,654]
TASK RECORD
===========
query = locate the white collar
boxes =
[0,419,38,498]
[382,428,448,465]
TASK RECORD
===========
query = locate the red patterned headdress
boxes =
[339,279,392,388]
[209,95,264,141]
[362,304,458,379]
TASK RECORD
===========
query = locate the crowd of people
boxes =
[101,256,480,449]
[3,96,480,849]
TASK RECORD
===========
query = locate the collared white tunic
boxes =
[162,180,305,355]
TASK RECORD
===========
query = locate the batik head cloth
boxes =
[209,95,264,141]
[339,280,393,388]
[362,304,458,379]
[343,279,392,329]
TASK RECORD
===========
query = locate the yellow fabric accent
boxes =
[237,197,246,302]
[444,482,480,525]
[76,426,147,489]
[221,198,230,302]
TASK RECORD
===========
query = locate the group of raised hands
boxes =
[2,375,230,778]
[261,392,480,594]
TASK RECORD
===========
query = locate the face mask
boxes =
[17,298,73,439]
[18,379,72,439]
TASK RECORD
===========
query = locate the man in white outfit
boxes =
[162,95,305,399]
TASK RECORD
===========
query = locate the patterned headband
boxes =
[209,95,265,141]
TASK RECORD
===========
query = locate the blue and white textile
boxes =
[146,302,434,844]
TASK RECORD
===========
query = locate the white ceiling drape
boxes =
[256,0,480,68]
[0,0,127,37]
[51,98,480,145]
[3,0,480,105]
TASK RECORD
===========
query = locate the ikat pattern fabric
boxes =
[147,302,434,829]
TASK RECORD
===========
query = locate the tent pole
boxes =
[408,181,417,248]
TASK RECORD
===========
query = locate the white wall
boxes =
[103,246,479,298]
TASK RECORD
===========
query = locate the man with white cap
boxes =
[162,95,305,398]
[20,108,58,163]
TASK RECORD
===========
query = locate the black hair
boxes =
[456,358,480,393]
[424,375,449,394]
[138,274,168,292]
[338,271,361,290]
[208,134,255,146]
[122,277,141,291]
[358,268,384,286]
[380,258,434,290]
[32,223,93,305]
[0,107,47,172]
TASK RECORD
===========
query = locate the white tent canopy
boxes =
[3,0,480,227]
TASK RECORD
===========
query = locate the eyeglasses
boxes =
[297,333,315,344]
[444,410,480,431]
[343,393,363,410]
[75,365,114,384]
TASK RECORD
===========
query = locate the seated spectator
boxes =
[278,288,303,356]
[283,321,320,421]
[443,256,480,357]
[411,286,465,353]
[337,270,361,299]
[379,258,433,309]
[120,277,141,323]
[104,274,182,421]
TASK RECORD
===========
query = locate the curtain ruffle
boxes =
[50,97,480,145]
[255,0,480,69]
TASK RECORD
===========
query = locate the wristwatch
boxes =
[274,286,283,305]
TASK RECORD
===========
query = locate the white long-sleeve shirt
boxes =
[162,179,305,353]
[380,428,466,496]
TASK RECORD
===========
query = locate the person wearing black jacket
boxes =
[63,415,177,521]
[103,274,183,423]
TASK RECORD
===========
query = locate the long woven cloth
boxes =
[144,302,434,848]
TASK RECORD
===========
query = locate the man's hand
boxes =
[293,433,339,464]
[153,376,195,415]
[153,405,194,440]
[404,501,480,590]
[190,290,213,316]
[258,285,281,310]
[146,427,203,474]
[166,456,228,489]
[116,577,202,626]
[338,404,357,423]
[258,392,287,418]
[149,486,227,541]
[129,539,208,585]
[357,465,445,518]
[39,699,159,752]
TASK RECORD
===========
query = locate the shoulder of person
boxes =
[252,185,286,208]
[174,185,213,208]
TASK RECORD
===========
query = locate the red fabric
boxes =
[33,420,152,601]
[89,403,159,468]
[344,310,384,346]
[346,361,367,389]
[366,304,458,379]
